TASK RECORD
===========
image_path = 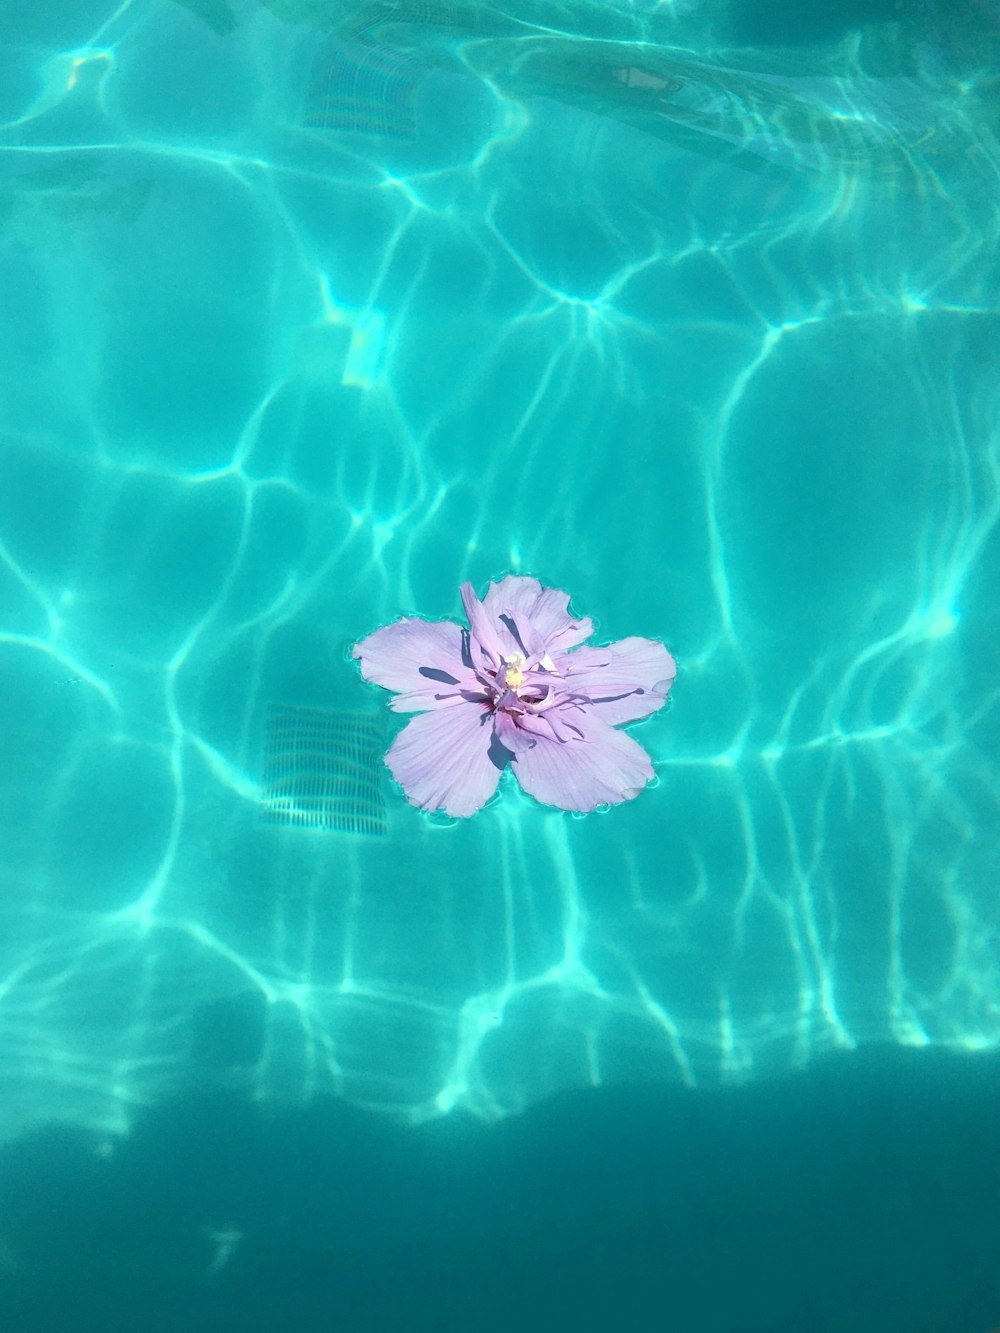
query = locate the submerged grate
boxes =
[260,705,388,837]
[302,41,423,141]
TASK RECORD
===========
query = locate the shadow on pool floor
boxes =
[0,1044,998,1333]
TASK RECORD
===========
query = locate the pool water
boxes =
[1,0,998,1151]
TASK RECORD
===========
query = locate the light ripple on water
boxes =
[0,0,998,1140]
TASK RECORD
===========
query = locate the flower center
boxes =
[502,653,527,690]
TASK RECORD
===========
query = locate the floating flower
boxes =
[352,576,676,818]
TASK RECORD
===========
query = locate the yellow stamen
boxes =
[503,653,526,689]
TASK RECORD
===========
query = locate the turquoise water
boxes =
[1,0,999,1157]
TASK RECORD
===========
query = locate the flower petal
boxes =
[459,582,506,666]
[493,707,542,756]
[385,703,509,817]
[510,707,655,812]
[352,617,480,711]
[482,576,593,654]
[555,637,677,726]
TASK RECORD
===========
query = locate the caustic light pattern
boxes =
[1,0,998,1141]
[353,576,677,816]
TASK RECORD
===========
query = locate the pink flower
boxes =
[352,576,676,818]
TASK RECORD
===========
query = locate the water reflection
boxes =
[0,0,997,1144]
